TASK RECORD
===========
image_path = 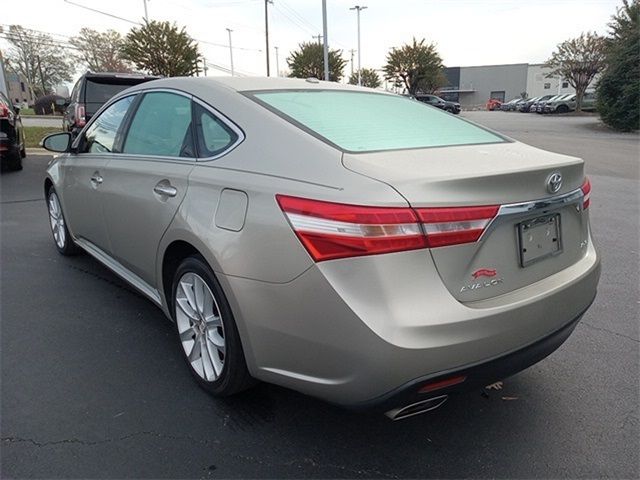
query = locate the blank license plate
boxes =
[518,214,562,267]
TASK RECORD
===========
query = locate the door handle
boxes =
[153,183,178,198]
[90,172,103,187]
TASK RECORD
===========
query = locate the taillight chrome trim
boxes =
[480,186,586,241]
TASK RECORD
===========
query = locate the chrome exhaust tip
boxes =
[385,395,448,421]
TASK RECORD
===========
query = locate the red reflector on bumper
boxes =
[418,375,467,393]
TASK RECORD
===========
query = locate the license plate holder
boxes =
[517,214,562,267]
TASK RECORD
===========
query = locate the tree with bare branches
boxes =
[2,25,73,98]
[69,28,131,73]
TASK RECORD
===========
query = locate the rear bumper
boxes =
[351,302,589,412]
[221,239,600,406]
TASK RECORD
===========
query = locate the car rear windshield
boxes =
[85,79,146,104]
[251,90,505,152]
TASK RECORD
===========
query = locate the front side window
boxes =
[81,95,134,154]
[251,90,505,153]
[194,103,238,157]
[123,92,194,158]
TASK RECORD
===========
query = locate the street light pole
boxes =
[143,0,149,21]
[226,28,234,76]
[322,0,329,81]
[274,46,280,77]
[350,5,367,86]
[264,0,271,76]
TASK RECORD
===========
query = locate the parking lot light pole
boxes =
[226,28,234,76]
[275,46,280,77]
[322,0,329,81]
[350,5,367,86]
[143,0,149,21]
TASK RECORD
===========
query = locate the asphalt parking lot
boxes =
[1,112,638,479]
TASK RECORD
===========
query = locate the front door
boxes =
[60,95,136,252]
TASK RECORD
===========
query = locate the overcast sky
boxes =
[0,0,621,81]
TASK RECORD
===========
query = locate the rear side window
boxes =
[123,92,194,158]
[194,103,238,157]
[252,90,505,153]
[81,95,134,153]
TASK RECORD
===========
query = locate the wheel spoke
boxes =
[176,297,199,320]
[207,328,225,351]
[180,278,197,312]
[193,276,205,315]
[201,337,216,380]
[179,326,196,342]
[187,336,202,363]
[204,314,221,329]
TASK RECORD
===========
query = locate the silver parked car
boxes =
[41,77,600,420]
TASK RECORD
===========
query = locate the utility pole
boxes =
[226,28,235,76]
[143,0,149,21]
[322,0,329,81]
[350,5,367,86]
[203,59,208,76]
[264,0,271,76]
[312,34,323,44]
[274,46,280,77]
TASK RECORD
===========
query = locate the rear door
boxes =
[99,90,196,286]
[60,94,137,251]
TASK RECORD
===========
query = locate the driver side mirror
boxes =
[13,106,20,115]
[55,98,69,107]
[41,132,72,153]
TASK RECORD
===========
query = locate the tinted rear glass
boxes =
[85,79,146,104]
[252,90,505,152]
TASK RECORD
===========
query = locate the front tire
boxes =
[556,104,569,114]
[47,186,80,255]
[172,256,253,397]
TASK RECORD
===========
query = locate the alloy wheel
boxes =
[175,272,226,382]
[48,192,66,249]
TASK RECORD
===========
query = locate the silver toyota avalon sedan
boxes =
[41,77,600,420]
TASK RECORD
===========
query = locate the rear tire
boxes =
[46,186,80,255]
[172,256,254,397]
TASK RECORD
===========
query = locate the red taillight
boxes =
[416,205,499,247]
[75,104,86,127]
[418,375,467,394]
[0,104,10,119]
[276,195,500,261]
[581,177,591,210]
[276,195,427,262]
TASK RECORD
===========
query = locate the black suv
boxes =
[63,72,159,135]
[0,91,26,172]
[415,94,461,114]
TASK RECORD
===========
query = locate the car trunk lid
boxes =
[342,142,590,302]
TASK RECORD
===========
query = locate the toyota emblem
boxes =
[546,172,563,193]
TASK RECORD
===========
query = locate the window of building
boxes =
[544,83,551,89]
[20,82,25,92]
[562,81,569,89]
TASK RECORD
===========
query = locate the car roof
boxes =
[124,76,384,95]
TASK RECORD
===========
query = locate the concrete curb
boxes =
[26,148,49,155]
